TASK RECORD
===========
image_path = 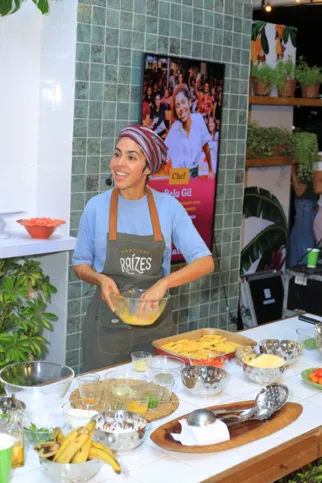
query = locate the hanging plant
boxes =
[0,0,49,17]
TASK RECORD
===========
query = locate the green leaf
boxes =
[261,28,269,55]
[290,28,297,48]
[0,0,14,16]
[32,0,49,14]
[241,225,288,273]
[283,28,289,44]
[42,313,58,321]
[243,187,287,231]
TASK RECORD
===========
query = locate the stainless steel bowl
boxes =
[0,362,74,413]
[39,458,103,482]
[259,339,301,365]
[242,353,286,385]
[91,410,147,451]
[181,365,228,398]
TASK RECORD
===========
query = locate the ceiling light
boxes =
[295,0,301,3]
[264,2,272,12]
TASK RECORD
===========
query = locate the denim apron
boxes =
[82,187,174,371]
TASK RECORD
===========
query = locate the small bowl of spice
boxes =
[153,373,175,402]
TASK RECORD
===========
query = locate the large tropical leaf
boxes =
[252,21,266,41]
[241,225,288,273]
[290,27,297,48]
[243,187,287,231]
[0,0,15,16]
[261,28,269,55]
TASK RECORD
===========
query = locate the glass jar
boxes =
[0,396,26,468]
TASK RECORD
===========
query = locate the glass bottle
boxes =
[0,396,26,468]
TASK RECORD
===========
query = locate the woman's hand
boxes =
[99,275,120,312]
[208,169,215,180]
[137,279,169,317]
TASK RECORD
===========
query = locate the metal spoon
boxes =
[186,383,289,427]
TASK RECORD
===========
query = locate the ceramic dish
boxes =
[301,368,322,390]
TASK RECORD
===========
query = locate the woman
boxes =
[165,85,215,179]
[161,88,172,108]
[289,165,317,266]
[151,93,167,138]
[207,116,219,174]
[72,125,214,371]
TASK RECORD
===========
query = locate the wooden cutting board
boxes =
[150,400,302,453]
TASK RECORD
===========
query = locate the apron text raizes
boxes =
[120,254,152,275]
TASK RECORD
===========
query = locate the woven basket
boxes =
[277,79,296,98]
[252,78,272,96]
[301,83,320,99]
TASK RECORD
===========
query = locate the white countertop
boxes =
[12,314,322,483]
[0,232,76,259]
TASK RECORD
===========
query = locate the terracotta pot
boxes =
[252,78,272,96]
[277,79,297,98]
[301,83,320,99]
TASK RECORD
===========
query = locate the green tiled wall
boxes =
[67,0,252,372]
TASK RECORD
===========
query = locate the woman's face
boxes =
[211,87,215,96]
[178,73,183,84]
[208,118,215,133]
[110,138,150,190]
[164,89,169,98]
[147,87,152,97]
[204,83,209,94]
[175,91,191,124]
[155,94,161,107]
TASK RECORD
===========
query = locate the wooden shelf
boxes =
[249,96,322,107]
[246,157,292,168]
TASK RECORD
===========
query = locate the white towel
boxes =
[171,418,230,446]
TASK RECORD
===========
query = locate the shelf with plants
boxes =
[246,122,319,180]
[249,96,322,107]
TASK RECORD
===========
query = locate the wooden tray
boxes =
[152,328,257,363]
[150,400,303,453]
[69,383,179,423]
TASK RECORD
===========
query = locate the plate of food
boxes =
[301,367,322,390]
[152,329,257,363]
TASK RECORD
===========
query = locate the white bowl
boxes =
[62,402,98,429]
[148,355,185,375]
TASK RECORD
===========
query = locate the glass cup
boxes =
[131,351,152,372]
[0,433,15,483]
[126,392,150,416]
[153,373,174,402]
[307,248,320,268]
[145,386,163,411]
[77,373,101,409]
[296,327,317,351]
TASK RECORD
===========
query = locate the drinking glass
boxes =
[77,374,101,409]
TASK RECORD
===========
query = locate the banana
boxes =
[54,427,89,463]
[91,441,115,458]
[89,446,121,474]
[54,427,65,445]
[34,441,60,458]
[72,422,96,464]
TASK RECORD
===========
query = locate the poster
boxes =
[140,54,224,262]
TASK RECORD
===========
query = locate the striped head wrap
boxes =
[117,124,168,175]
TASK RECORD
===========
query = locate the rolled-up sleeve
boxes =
[72,202,95,267]
[171,197,212,263]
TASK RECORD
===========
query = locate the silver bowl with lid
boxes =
[91,410,147,451]
[259,339,301,365]
[181,365,228,398]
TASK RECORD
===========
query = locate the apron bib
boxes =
[82,187,174,372]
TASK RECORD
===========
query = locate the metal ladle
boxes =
[186,383,289,427]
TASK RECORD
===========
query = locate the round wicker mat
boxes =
[69,381,179,423]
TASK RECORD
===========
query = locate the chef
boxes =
[72,125,214,371]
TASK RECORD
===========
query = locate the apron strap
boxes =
[109,187,163,242]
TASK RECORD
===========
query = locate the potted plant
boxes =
[247,122,292,159]
[0,0,49,16]
[0,257,58,375]
[291,132,319,181]
[295,57,322,99]
[275,57,296,98]
[251,63,275,96]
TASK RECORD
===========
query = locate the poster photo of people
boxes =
[140,54,224,262]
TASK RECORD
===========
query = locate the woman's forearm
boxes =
[73,264,105,287]
[203,143,213,173]
[163,256,214,289]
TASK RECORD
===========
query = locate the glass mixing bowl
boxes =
[109,288,170,326]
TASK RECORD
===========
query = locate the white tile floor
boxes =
[12,315,322,483]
